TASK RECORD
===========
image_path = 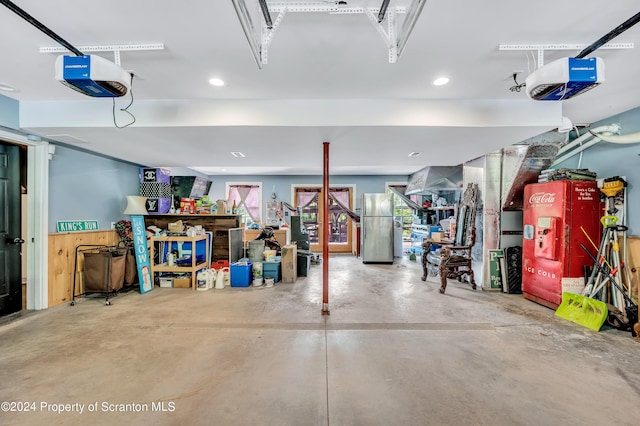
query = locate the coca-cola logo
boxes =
[529,192,555,204]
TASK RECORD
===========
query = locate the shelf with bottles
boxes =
[148,234,210,290]
[417,192,458,225]
[409,224,431,255]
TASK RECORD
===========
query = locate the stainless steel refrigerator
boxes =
[361,193,394,264]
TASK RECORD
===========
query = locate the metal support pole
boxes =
[322,142,330,315]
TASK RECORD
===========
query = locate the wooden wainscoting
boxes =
[48,230,118,307]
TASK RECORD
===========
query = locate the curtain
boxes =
[296,190,319,210]
[328,190,360,222]
[229,185,259,223]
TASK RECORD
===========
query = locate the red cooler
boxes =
[522,180,602,309]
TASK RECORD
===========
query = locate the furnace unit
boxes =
[522,180,602,309]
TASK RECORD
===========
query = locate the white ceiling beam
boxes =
[20,98,561,129]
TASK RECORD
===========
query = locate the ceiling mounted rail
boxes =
[500,10,640,67]
[231,0,427,68]
[378,0,391,23]
[498,43,634,67]
[1,0,84,56]
[40,43,165,66]
[258,0,273,29]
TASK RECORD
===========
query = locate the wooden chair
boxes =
[421,183,479,294]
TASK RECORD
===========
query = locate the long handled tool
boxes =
[581,243,638,335]
[555,241,608,332]
[555,176,630,333]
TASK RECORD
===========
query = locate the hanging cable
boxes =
[509,73,526,92]
[112,74,136,128]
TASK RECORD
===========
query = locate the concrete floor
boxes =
[1,255,639,426]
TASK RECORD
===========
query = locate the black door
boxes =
[0,143,22,316]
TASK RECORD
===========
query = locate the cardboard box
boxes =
[281,244,297,283]
[173,276,192,288]
[168,220,184,233]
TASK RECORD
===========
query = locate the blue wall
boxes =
[47,149,406,232]
[0,94,19,129]
[46,106,640,234]
[557,106,640,234]
[48,145,141,232]
[208,174,408,212]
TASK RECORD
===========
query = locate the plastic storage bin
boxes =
[262,260,281,283]
[230,262,253,287]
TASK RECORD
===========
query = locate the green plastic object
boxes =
[555,292,608,331]
[409,252,417,261]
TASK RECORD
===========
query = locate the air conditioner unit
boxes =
[54,55,131,97]
[525,57,604,101]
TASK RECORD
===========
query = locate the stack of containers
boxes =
[263,257,281,283]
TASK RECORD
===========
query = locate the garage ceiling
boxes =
[1,0,639,176]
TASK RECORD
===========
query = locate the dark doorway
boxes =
[0,143,24,316]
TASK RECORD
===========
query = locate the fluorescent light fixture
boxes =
[0,82,16,92]
[209,78,225,87]
[433,77,449,86]
[231,151,245,158]
[408,152,422,157]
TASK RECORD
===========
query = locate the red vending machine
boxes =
[522,180,602,309]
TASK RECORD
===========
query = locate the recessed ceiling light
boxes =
[432,77,449,86]
[408,152,422,157]
[221,168,228,172]
[231,151,245,158]
[0,82,16,92]
[209,78,225,87]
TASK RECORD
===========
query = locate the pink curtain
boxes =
[296,190,318,209]
[228,185,260,222]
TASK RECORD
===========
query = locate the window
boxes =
[226,183,262,225]
[387,184,417,241]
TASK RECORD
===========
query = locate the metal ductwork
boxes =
[501,143,562,211]
[405,165,463,195]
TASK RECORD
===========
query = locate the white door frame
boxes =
[0,129,49,310]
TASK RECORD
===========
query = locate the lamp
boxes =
[123,195,148,215]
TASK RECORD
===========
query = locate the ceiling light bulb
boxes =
[433,77,449,86]
[209,78,225,87]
